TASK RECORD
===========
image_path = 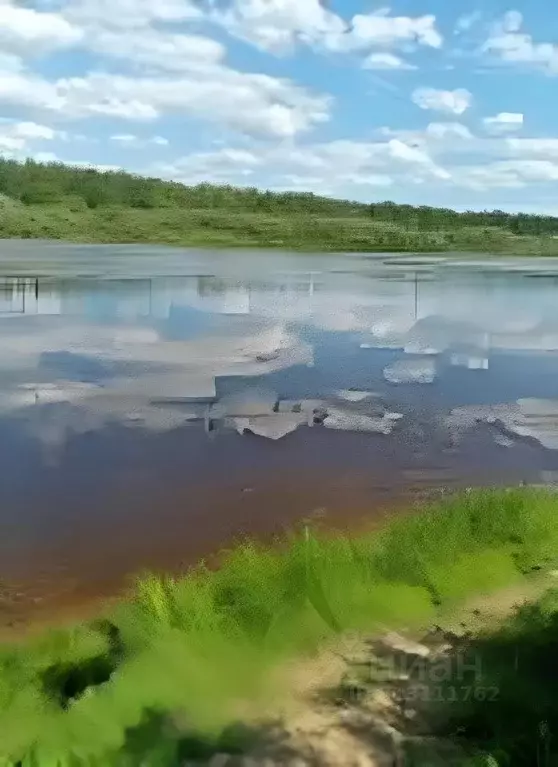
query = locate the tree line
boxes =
[369,201,558,236]
[0,157,365,216]
[1,157,557,236]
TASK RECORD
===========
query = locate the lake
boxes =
[2,240,558,629]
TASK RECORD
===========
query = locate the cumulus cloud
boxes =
[143,119,558,197]
[145,133,451,193]
[62,0,203,29]
[0,0,333,141]
[211,1,442,67]
[483,11,558,75]
[0,67,331,138]
[88,29,226,72]
[0,119,61,152]
[0,0,82,55]
[483,112,524,134]
[339,10,442,52]
[210,0,346,54]
[412,87,473,115]
[0,0,336,141]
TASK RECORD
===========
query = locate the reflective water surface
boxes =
[2,241,558,628]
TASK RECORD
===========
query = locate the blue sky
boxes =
[1,0,558,212]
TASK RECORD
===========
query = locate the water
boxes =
[2,240,558,628]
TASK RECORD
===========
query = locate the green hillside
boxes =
[1,156,558,253]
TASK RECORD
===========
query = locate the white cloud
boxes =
[387,138,451,179]
[110,133,170,147]
[506,138,558,158]
[505,160,558,181]
[0,68,330,138]
[483,112,524,134]
[12,121,58,140]
[379,122,473,145]
[146,133,451,193]
[0,70,64,111]
[412,87,473,115]
[0,120,60,152]
[0,0,334,141]
[211,0,346,54]
[62,0,202,29]
[110,134,138,143]
[212,2,442,67]
[0,0,82,55]
[88,29,226,72]
[340,10,442,52]
[148,146,261,185]
[362,52,415,70]
[32,151,60,164]
[453,159,558,190]
[483,11,558,75]
[144,122,558,197]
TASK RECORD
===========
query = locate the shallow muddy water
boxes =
[2,241,558,627]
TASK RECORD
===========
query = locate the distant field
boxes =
[2,203,558,255]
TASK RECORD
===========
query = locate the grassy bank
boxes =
[2,158,558,253]
[2,488,558,765]
[4,202,558,256]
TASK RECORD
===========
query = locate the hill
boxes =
[1,156,558,254]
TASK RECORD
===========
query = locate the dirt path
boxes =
[188,572,557,766]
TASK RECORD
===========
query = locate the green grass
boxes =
[2,156,558,253]
[2,488,558,765]
[2,203,558,255]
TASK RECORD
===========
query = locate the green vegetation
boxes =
[2,157,558,253]
[443,587,558,766]
[2,488,558,765]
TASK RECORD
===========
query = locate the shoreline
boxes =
[3,206,558,257]
[2,487,558,764]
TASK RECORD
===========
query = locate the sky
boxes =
[1,0,558,213]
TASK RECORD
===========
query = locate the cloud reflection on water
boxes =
[1,257,558,451]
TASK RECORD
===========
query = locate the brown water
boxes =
[2,241,558,629]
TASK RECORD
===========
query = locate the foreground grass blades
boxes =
[1,487,558,765]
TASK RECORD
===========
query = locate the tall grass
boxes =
[1,488,558,765]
